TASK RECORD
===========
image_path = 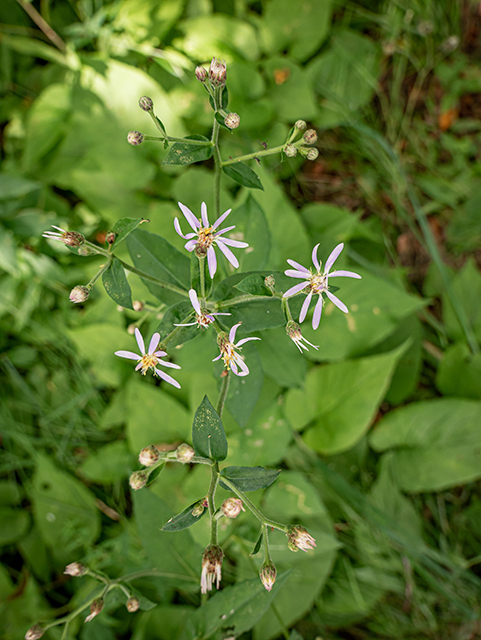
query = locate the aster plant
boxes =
[35,57,362,638]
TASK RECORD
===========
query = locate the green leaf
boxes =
[436,342,481,399]
[31,456,100,562]
[223,163,264,190]
[214,111,230,129]
[251,530,263,556]
[102,258,133,309]
[161,499,208,532]
[180,573,290,640]
[219,466,280,492]
[110,217,148,248]
[155,300,199,348]
[163,135,213,166]
[192,396,228,462]
[133,489,200,589]
[0,508,30,546]
[80,441,133,483]
[369,399,481,492]
[235,274,271,296]
[153,114,166,136]
[224,343,264,427]
[1,34,68,66]
[0,174,41,200]
[442,258,481,343]
[233,195,271,271]
[256,327,308,388]
[126,230,190,303]
[285,346,406,455]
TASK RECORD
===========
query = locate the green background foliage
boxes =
[1,0,481,639]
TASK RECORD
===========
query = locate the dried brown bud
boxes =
[201,545,224,593]
[287,525,317,552]
[105,232,116,245]
[126,596,140,612]
[69,285,90,304]
[139,445,160,467]
[138,96,153,112]
[85,598,104,622]
[127,131,144,146]
[64,562,87,577]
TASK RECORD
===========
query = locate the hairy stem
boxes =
[212,88,222,221]
[117,259,189,298]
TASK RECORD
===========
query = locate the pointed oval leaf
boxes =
[102,257,133,309]
[110,217,148,248]
[219,466,280,492]
[235,274,271,296]
[223,163,264,190]
[163,135,213,166]
[192,396,228,462]
[161,499,208,532]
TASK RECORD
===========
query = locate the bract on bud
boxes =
[176,443,195,464]
[85,598,104,622]
[139,445,160,467]
[295,120,307,131]
[132,300,144,312]
[69,285,90,304]
[221,497,245,518]
[127,131,144,146]
[284,144,297,158]
[303,129,318,144]
[139,96,153,112]
[209,58,227,86]
[126,596,140,612]
[129,471,148,490]
[64,562,87,577]
[260,561,277,591]
[25,625,44,640]
[201,545,224,594]
[287,525,317,552]
[224,113,240,130]
[195,66,208,82]
[105,232,116,245]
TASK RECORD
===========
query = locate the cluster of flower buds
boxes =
[195,57,227,87]
[283,121,319,161]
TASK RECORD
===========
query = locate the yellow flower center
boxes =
[197,226,214,248]
[139,354,160,375]
[309,271,327,294]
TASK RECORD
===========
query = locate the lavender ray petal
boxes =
[207,246,217,278]
[114,350,141,360]
[174,217,187,238]
[328,270,362,279]
[214,225,236,237]
[185,239,197,251]
[154,368,181,388]
[178,202,200,231]
[189,288,201,314]
[134,328,145,354]
[287,259,310,274]
[212,353,223,362]
[326,290,349,313]
[216,237,249,248]
[158,361,181,369]
[135,362,143,371]
[154,350,167,357]
[311,243,320,271]
[325,243,344,273]
[229,323,241,343]
[213,208,232,229]
[299,292,313,323]
[284,269,309,279]
[283,281,309,298]
[235,337,261,347]
[173,322,197,327]
[201,202,209,228]
[216,240,239,268]
[312,295,324,330]
[148,333,161,354]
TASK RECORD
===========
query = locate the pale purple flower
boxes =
[213,323,260,377]
[174,289,230,329]
[283,243,361,330]
[174,202,248,278]
[115,328,181,389]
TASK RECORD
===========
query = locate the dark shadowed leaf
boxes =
[161,499,208,532]
[223,163,264,190]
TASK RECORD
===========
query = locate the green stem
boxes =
[212,87,222,221]
[221,144,290,167]
[208,462,220,546]
[263,524,272,563]
[87,258,112,287]
[144,135,213,146]
[216,370,230,416]
[117,259,189,298]
[282,297,294,323]
[215,293,281,310]
[219,476,288,533]
[84,240,110,256]
[115,568,198,582]
[158,311,197,349]
[199,256,206,302]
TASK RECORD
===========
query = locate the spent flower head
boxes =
[260,561,277,591]
[287,525,317,552]
[174,289,230,329]
[115,328,181,388]
[174,202,248,278]
[201,545,224,594]
[286,321,319,353]
[85,598,104,622]
[64,562,87,577]
[283,243,361,330]
[43,226,85,247]
[69,285,90,304]
[25,625,44,640]
[213,323,260,377]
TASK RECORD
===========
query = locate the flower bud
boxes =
[129,470,148,491]
[209,58,227,86]
[43,226,85,247]
[132,300,144,312]
[295,120,307,131]
[191,499,207,517]
[127,131,144,146]
[69,285,90,304]
[25,625,44,640]
[139,445,161,467]
[138,96,153,112]
[260,561,277,591]
[85,598,104,622]
[195,66,208,83]
[176,443,195,464]
[441,35,459,53]
[126,596,140,612]
[105,232,116,245]
[221,497,245,519]
[78,246,94,256]
[264,275,275,291]
[283,144,297,158]
[201,545,224,593]
[306,148,319,161]
[224,113,240,130]
[64,562,87,577]
[286,525,317,552]
[303,129,318,145]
